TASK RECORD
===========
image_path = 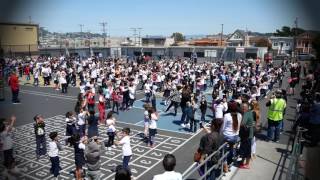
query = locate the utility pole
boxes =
[79,24,84,34]
[293,17,298,58]
[100,22,107,47]
[130,28,137,46]
[220,24,224,46]
[137,28,142,46]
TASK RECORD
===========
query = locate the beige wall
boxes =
[0,24,39,53]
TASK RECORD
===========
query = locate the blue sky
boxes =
[1,0,319,36]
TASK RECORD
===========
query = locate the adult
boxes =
[198,119,223,179]
[85,137,103,180]
[238,103,255,169]
[153,154,182,180]
[266,90,286,142]
[8,71,20,104]
[221,101,242,172]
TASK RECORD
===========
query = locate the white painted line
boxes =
[135,124,204,179]
[20,89,77,98]
[17,90,77,101]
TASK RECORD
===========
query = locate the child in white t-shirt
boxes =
[115,128,132,171]
[105,111,117,151]
[148,108,159,148]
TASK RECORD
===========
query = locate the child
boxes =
[98,89,106,124]
[70,134,87,180]
[105,111,116,151]
[0,116,20,176]
[33,68,39,86]
[143,103,151,141]
[115,128,132,171]
[151,87,157,111]
[87,111,99,138]
[187,99,198,132]
[112,88,120,114]
[65,112,76,145]
[34,114,47,159]
[77,108,87,138]
[48,131,62,179]
[86,88,96,112]
[199,95,207,128]
[148,108,159,148]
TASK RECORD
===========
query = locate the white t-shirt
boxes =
[222,113,242,137]
[153,171,182,180]
[77,112,86,126]
[0,127,14,151]
[119,136,132,156]
[149,113,158,129]
[214,103,226,119]
[106,118,116,132]
[48,141,59,157]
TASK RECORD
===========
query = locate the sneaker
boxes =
[111,145,116,148]
[186,123,191,129]
[107,147,112,151]
[181,124,186,128]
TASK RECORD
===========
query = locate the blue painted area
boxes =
[112,108,145,124]
[135,109,214,133]
[133,97,166,112]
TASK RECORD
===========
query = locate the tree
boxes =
[254,38,271,49]
[274,26,305,37]
[171,32,185,42]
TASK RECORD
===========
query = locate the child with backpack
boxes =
[34,114,47,159]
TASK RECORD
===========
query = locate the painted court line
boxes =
[117,120,193,136]
[135,124,204,179]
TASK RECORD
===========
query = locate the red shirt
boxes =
[9,74,19,91]
[24,66,30,75]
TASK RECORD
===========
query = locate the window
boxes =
[196,52,204,57]
[274,42,278,46]
[184,52,192,58]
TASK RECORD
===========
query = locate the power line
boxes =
[100,22,107,47]
[130,28,138,46]
[79,24,84,33]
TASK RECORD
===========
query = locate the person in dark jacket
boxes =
[200,95,208,128]
[85,137,103,180]
[34,114,46,160]
[198,119,223,179]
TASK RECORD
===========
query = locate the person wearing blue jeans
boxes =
[267,119,282,142]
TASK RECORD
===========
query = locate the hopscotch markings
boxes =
[135,126,203,179]
[13,114,194,179]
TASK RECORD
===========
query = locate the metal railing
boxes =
[286,126,307,180]
[182,142,239,180]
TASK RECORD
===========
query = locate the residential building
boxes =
[269,36,293,55]
[189,35,226,46]
[296,31,318,54]
[226,29,250,47]
[141,36,174,47]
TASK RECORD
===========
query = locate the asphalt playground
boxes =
[0,82,212,180]
[0,60,294,180]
